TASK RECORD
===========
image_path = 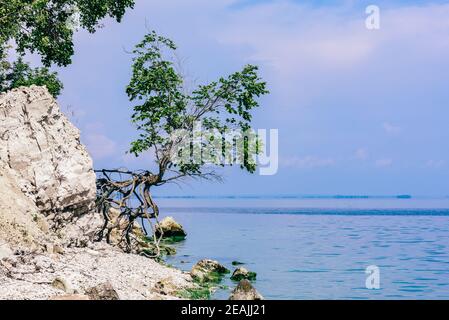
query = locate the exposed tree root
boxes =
[95,169,164,257]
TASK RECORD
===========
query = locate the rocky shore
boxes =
[0,86,262,300]
[0,243,192,300]
[0,86,194,300]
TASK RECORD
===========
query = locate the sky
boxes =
[54,0,449,197]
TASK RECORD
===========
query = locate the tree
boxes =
[0,0,135,95]
[1,0,135,66]
[95,31,269,255]
[0,57,63,97]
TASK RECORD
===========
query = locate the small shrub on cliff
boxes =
[0,58,63,97]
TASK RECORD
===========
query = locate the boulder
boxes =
[0,164,47,249]
[230,267,257,281]
[0,86,96,218]
[85,282,120,300]
[107,208,146,240]
[0,243,13,260]
[45,243,64,255]
[155,217,187,240]
[229,280,263,300]
[106,207,150,253]
[152,278,181,296]
[60,211,103,247]
[102,209,178,256]
[190,259,230,283]
[52,277,73,294]
[0,86,100,248]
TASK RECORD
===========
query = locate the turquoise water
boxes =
[157,198,449,300]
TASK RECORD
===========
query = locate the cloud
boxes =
[375,158,393,168]
[83,122,118,160]
[56,0,449,195]
[383,122,402,134]
[282,155,335,169]
[85,133,118,160]
[220,2,376,67]
[426,160,446,169]
[122,151,157,168]
[355,148,369,160]
[210,1,449,107]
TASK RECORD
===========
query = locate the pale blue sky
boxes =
[55,0,449,197]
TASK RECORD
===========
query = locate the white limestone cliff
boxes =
[0,86,99,250]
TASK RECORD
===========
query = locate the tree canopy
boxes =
[0,0,135,66]
[95,31,269,254]
[126,31,269,182]
[0,0,135,96]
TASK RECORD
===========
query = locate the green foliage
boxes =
[0,0,134,96]
[178,265,234,299]
[0,0,135,67]
[0,57,63,97]
[231,271,257,281]
[177,286,212,300]
[126,31,269,182]
[160,235,186,243]
[141,244,176,257]
[126,31,185,154]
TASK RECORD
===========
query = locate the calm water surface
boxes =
[157,198,449,300]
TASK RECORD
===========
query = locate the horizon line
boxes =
[153,194,449,200]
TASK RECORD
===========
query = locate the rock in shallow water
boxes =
[155,217,187,240]
[190,259,230,283]
[229,280,263,300]
[231,267,257,281]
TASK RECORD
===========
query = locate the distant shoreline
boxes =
[155,194,449,200]
[159,207,449,216]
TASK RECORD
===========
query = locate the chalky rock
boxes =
[0,86,96,218]
[0,86,100,248]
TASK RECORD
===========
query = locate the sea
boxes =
[152,196,449,300]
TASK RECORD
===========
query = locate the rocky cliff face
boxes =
[0,86,99,251]
[0,87,195,301]
[0,165,45,254]
[0,86,96,217]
